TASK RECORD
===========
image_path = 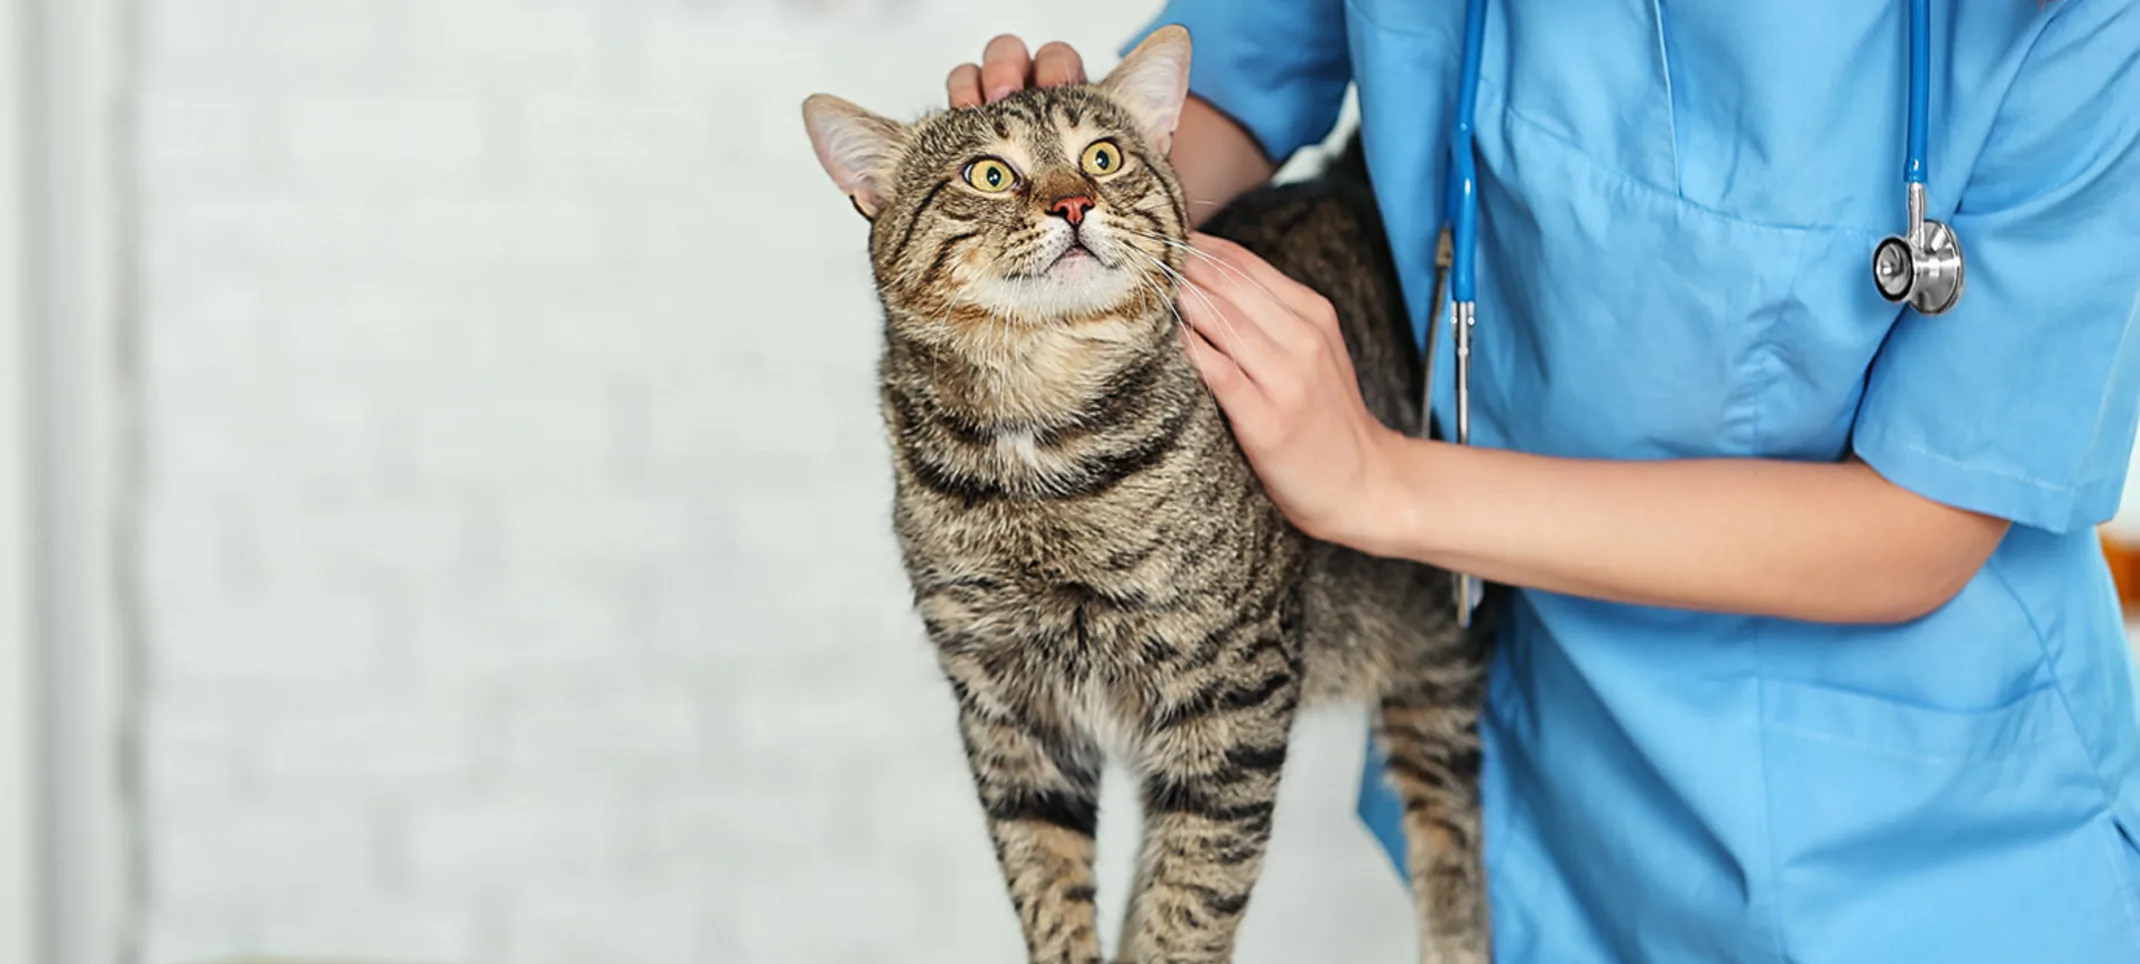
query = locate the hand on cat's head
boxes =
[798,26,1195,322]
[946,34,1089,111]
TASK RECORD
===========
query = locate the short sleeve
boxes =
[1120,0,1353,163]
[1853,0,2140,535]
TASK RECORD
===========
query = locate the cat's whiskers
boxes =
[1120,258,1192,339]
[1118,248,1209,333]
[1122,257,1255,419]
[1117,244,1246,356]
[1117,249,1195,334]
[1111,224,1296,314]
[1112,228,1258,314]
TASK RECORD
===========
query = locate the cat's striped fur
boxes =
[803,26,1492,964]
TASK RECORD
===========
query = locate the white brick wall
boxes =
[129,1,1414,961]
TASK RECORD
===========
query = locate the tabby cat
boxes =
[801,26,1491,964]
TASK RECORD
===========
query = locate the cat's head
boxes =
[802,26,1193,331]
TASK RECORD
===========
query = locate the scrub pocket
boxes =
[1760,676,2140,962]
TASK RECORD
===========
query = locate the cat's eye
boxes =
[964,157,1019,194]
[1081,140,1124,177]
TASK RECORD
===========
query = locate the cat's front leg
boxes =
[1117,629,1301,964]
[942,658,1106,964]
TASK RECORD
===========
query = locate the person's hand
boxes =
[947,35,1088,108]
[1176,233,1414,553]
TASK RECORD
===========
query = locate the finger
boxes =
[1182,248,1322,359]
[1186,234,1347,366]
[980,35,1032,103]
[1182,324,1275,434]
[1178,277,1286,387]
[947,63,984,108]
[1032,42,1086,88]
[1190,232,1338,334]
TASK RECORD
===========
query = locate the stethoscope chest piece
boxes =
[1424,0,1964,627]
[1873,183,1965,315]
[1873,0,1964,317]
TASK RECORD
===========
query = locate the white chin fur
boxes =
[965,267,1139,322]
[959,219,1145,323]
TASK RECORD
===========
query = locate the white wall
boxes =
[128,1,1411,962]
[1,0,39,954]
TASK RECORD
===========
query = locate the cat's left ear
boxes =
[1099,24,1192,154]
[802,94,905,220]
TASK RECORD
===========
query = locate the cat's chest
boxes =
[922,570,1204,742]
[896,401,1274,626]
[901,466,1240,598]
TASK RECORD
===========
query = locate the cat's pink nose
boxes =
[1049,195,1095,226]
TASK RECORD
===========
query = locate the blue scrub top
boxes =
[1128,2,2140,961]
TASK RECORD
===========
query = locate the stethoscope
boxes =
[1427,0,1965,627]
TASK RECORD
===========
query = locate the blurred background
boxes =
[6,2,2139,964]
[1,1,1413,963]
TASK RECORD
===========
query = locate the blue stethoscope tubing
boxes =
[1877,0,1965,312]
[1439,0,1489,626]
[1431,0,1957,626]
[1906,0,1929,187]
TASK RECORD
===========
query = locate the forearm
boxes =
[1366,438,2010,624]
[1169,197,2011,626]
[1171,95,1278,226]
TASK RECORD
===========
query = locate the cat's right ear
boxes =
[1099,24,1192,154]
[802,94,905,221]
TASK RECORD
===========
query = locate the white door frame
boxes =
[14,0,134,961]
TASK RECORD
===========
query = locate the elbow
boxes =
[1860,561,1982,624]
[1830,458,2012,625]
[1846,522,2010,625]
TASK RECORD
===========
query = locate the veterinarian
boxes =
[947,1,2140,961]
